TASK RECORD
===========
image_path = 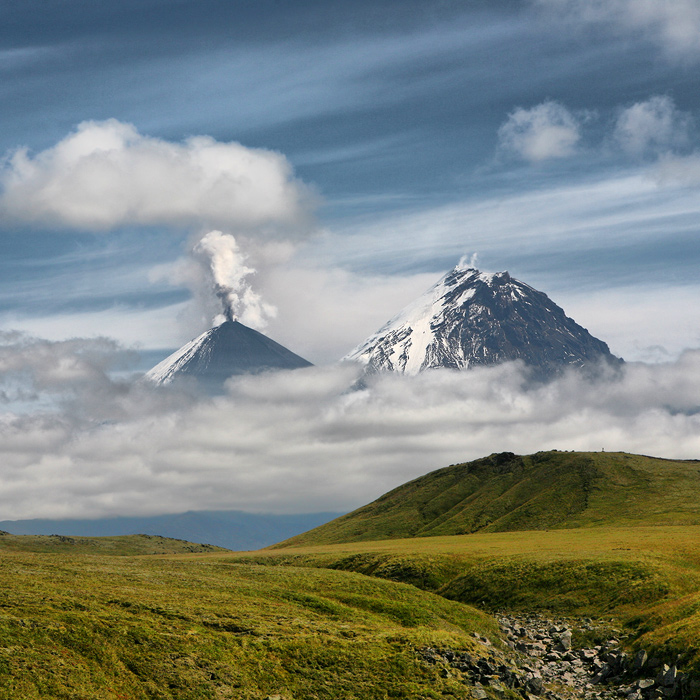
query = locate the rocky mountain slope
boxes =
[277,450,700,546]
[344,264,620,377]
[145,319,312,393]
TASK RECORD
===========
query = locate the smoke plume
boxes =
[193,230,276,328]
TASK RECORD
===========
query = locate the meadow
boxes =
[0,540,499,699]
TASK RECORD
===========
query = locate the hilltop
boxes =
[277,450,700,546]
[0,531,228,555]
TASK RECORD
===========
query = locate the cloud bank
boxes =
[1,331,700,520]
[0,119,314,233]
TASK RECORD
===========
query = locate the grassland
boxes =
[251,524,700,676]
[6,450,700,696]
[0,546,501,699]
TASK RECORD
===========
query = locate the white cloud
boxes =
[1,337,700,520]
[0,119,315,233]
[497,101,581,162]
[558,285,700,363]
[614,96,692,156]
[261,266,439,364]
[535,0,700,61]
[654,152,700,186]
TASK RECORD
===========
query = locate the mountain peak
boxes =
[343,263,620,377]
[145,320,312,393]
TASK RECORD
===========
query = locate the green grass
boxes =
[241,524,700,677]
[277,451,700,547]
[0,549,501,699]
[0,532,228,556]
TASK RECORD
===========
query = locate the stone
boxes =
[526,676,544,695]
[471,684,488,699]
[556,630,572,652]
[633,649,648,671]
[637,678,655,690]
[662,665,677,687]
[656,665,670,687]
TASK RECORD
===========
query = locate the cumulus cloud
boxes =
[1,336,700,520]
[534,0,700,61]
[0,119,315,233]
[614,96,692,156]
[497,101,582,162]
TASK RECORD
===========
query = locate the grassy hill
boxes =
[0,531,228,555]
[277,451,700,546]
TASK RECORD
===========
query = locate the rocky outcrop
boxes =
[418,614,698,699]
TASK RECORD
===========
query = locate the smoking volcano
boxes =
[145,320,313,392]
[146,230,312,392]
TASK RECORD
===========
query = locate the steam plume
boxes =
[193,231,276,328]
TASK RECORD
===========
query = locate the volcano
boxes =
[145,320,313,392]
[343,264,620,378]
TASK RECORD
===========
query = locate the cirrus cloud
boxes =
[534,0,700,61]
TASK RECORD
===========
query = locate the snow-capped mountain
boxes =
[344,264,620,377]
[146,320,312,392]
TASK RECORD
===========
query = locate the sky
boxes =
[1,0,700,520]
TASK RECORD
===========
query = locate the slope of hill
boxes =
[277,450,700,546]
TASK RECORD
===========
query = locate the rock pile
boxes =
[418,614,698,699]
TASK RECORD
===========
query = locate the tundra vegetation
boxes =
[3,452,700,698]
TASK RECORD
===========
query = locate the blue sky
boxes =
[1,0,700,365]
[2,0,700,519]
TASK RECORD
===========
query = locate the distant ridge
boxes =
[276,451,700,547]
[146,320,312,393]
[0,510,343,551]
[344,264,620,377]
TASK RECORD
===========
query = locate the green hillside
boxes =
[277,450,700,546]
[0,531,228,555]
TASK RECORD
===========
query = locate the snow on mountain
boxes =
[145,320,312,392]
[343,263,621,377]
